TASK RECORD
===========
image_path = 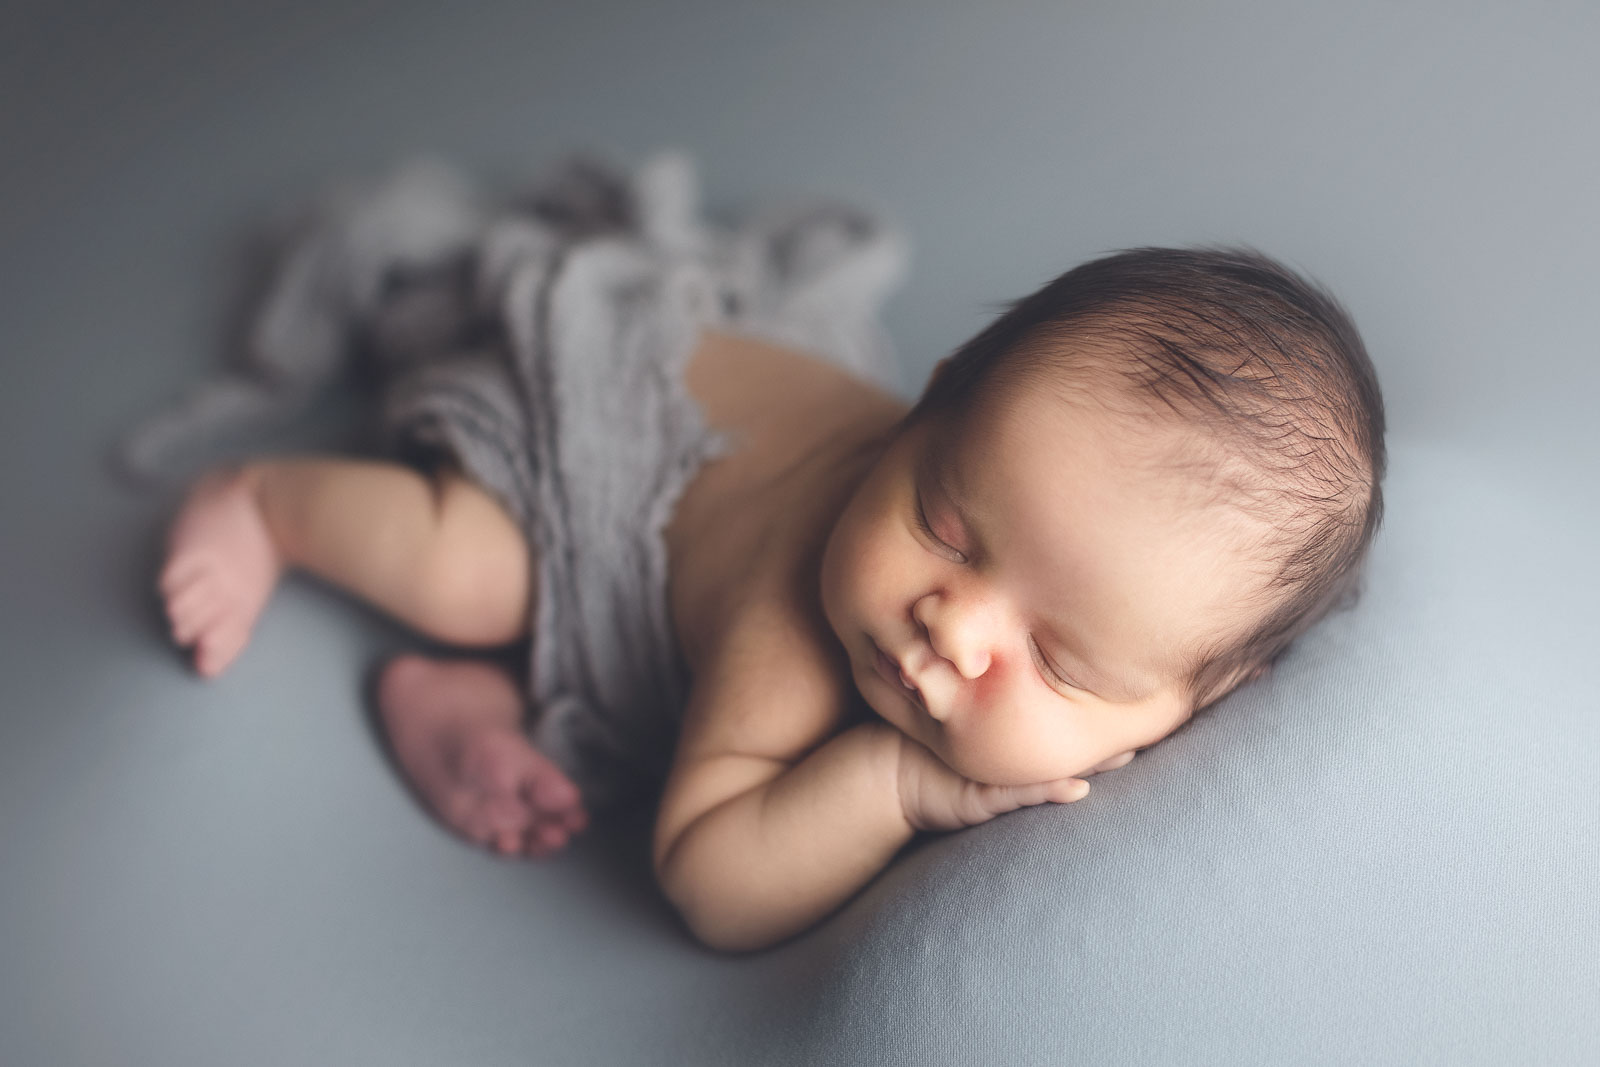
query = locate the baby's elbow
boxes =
[676,897,784,954]
[657,854,781,954]
[656,868,751,953]
[653,794,799,953]
[677,904,756,953]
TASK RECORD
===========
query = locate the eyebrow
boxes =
[921,443,1151,702]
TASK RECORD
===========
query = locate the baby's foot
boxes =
[159,467,283,678]
[377,655,589,857]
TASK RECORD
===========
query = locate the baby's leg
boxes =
[377,654,588,857]
[159,458,530,677]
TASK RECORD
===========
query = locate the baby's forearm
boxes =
[656,721,913,952]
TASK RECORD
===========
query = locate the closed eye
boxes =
[1030,635,1085,692]
[913,497,967,564]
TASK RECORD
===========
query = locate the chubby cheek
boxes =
[821,502,865,605]
[838,514,913,618]
[942,694,1089,786]
[942,734,1056,787]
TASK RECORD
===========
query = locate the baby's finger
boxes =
[1085,750,1136,776]
[1048,778,1091,804]
[980,777,1088,817]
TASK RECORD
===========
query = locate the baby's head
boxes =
[820,247,1386,785]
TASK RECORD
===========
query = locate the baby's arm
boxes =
[653,627,1091,952]
[655,718,908,952]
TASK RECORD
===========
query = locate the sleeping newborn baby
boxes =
[158,246,1386,951]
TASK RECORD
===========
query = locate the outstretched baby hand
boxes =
[892,734,1092,834]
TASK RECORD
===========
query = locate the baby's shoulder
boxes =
[674,588,857,769]
[684,329,904,454]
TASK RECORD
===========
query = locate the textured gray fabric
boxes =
[383,199,729,809]
[122,152,906,805]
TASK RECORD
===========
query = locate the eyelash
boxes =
[1030,636,1082,691]
[913,498,968,564]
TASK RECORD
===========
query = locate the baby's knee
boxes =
[410,481,533,646]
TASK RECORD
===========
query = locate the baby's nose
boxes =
[944,641,991,680]
[915,593,996,680]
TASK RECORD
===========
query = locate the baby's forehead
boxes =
[937,380,1219,489]
[923,387,1281,598]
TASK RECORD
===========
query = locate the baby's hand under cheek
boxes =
[892,734,1090,834]
[1084,750,1136,776]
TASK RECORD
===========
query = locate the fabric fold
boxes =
[123,151,907,807]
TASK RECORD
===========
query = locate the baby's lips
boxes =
[898,670,928,709]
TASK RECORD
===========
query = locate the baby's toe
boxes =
[171,598,226,647]
[480,791,536,839]
[163,565,213,610]
[195,621,249,677]
[530,772,578,813]
[167,580,218,628]
[158,554,207,597]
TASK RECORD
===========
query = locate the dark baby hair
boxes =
[907,246,1387,710]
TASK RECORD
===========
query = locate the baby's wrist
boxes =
[844,720,914,831]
